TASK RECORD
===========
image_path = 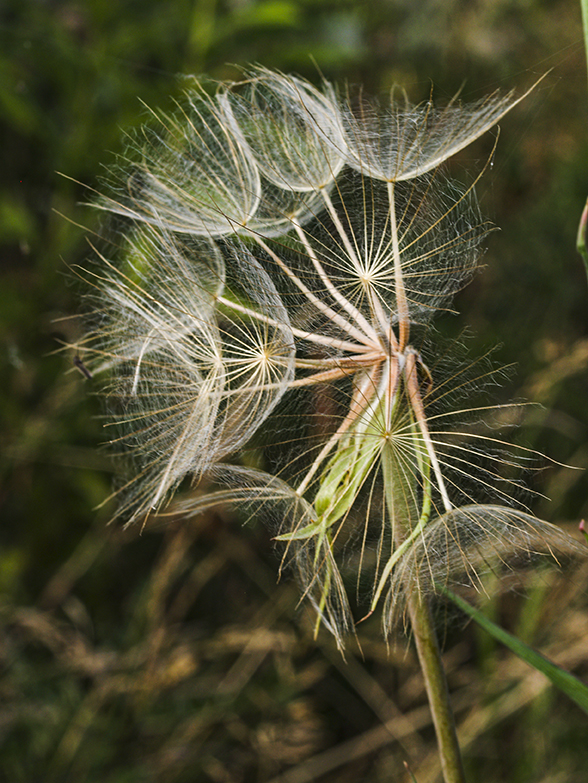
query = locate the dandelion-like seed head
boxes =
[77,69,579,649]
[221,66,346,193]
[340,82,533,183]
[97,85,263,236]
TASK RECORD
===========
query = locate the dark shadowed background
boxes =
[2,1,588,781]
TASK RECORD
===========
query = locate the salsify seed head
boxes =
[76,68,581,649]
[220,67,346,193]
[338,82,534,182]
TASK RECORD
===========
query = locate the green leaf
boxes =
[245,1,301,27]
[0,195,36,244]
[439,584,588,715]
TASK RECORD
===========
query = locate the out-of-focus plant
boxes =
[578,0,588,277]
[73,68,585,782]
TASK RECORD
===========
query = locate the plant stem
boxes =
[405,591,466,783]
[576,197,588,279]
[576,0,588,280]
[581,0,588,86]
[381,444,466,783]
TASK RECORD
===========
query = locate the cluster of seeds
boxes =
[78,68,572,645]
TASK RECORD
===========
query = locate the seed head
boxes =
[76,69,578,648]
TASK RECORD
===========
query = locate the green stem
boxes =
[405,592,466,783]
[578,0,588,280]
[577,197,588,280]
[381,445,466,783]
[581,0,588,86]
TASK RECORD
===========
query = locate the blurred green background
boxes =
[1,0,588,781]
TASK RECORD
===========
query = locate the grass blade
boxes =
[438,584,588,714]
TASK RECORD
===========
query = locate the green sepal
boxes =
[274,520,326,542]
[314,434,380,525]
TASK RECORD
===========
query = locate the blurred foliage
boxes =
[1,0,588,781]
